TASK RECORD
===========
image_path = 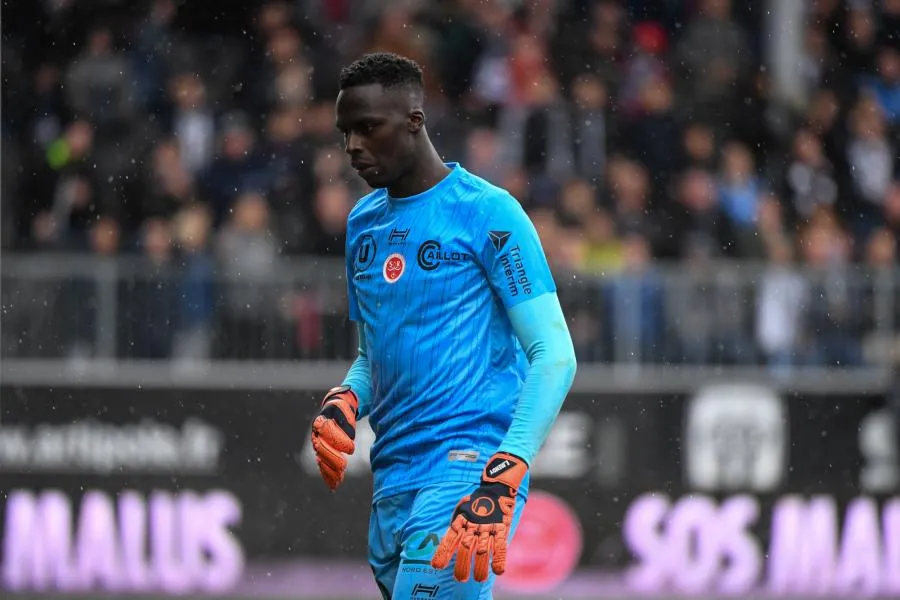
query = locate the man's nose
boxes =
[345,131,362,155]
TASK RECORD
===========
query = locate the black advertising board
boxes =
[0,383,898,597]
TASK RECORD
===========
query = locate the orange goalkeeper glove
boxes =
[310,385,359,491]
[431,452,528,583]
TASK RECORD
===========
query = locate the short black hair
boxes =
[339,52,423,91]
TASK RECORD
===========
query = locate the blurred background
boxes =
[1,0,900,599]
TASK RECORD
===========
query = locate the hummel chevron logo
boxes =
[488,230,511,252]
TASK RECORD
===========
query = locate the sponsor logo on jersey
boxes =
[416,240,472,271]
[383,253,406,283]
[488,230,511,252]
[499,244,532,297]
[388,228,410,244]
[354,234,376,272]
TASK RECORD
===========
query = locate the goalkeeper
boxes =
[311,52,577,600]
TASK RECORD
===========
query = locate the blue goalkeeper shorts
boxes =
[368,480,527,600]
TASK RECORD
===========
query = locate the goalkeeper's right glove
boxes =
[310,385,359,491]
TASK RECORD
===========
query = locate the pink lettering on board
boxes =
[767,495,838,595]
[623,493,670,592]
[716,495,760,595]
[150,491,191,594]
[0,489,244,594]
[2,490,74,591]
[834,497,881,596]
[197,490,244,592]
[119,491,150,590]
[74,491,120,590]
[882,499,900,594]
[666,495,720,594]
[625,493,898,596]
[623,493,761,595]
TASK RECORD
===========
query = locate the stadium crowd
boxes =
[2,0,900,367]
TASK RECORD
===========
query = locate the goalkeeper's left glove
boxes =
[431,452,528,583]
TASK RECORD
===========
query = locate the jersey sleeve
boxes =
[478,192,557,309]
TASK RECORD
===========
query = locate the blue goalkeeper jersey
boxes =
[345,163,556,501]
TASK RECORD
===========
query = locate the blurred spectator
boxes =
[798,24,838,101]
[798,213,864,367]
[846,95,895,240]
[605,157,658,246]
[717,141,763,234]
[679,121,718,172]
[627,75,680,193]
[840,6,879,78]
[782,127,839,226]
[551,0,624,95]
[521,73,575,183]
[26,64,69,152]
[884,181,900,237]
[661,168,736,259]
[124,218,176,359]
[569,73,609,184]
[64,216,122,359]
[310,182,352,256]
[667,237,754,365]
[198,111,271,226]
[860,227,900,366]
[619,22,669,118]
[862,41,900,126]
[673,0,751,128]
[602,233,664,363]
[465,127,506,185]
[580,209,624,275]
[173,203,216,362]
[19,119,103,251]
[166,73,216,175]
[216,191,280,359]
[64,26,135,126]
[132,0,179,116]
[140,137,197,224]
[756,237,807,375]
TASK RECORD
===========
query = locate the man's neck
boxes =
[388,143,451,199]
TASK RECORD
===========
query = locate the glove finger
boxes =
[312,433,349,473]
[491,524,509,576]
[312,435,347,490]
[473,526,493,583]
[316,455,343,490]
[454,522,477,583]
[431,514,466,570]
[313,416,356,454]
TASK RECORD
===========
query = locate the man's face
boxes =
[335,84,417,189]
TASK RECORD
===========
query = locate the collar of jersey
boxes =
[386,162,462,204]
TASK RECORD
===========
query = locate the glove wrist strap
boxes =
[481,452,528,492]
[324,385,359,415]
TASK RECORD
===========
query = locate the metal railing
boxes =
[2,253,898,375]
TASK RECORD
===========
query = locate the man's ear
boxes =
[409,110,425,133]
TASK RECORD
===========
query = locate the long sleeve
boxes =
[341,323,373,419]
[498,291,577,464]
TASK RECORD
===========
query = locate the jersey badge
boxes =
[383,253,406,283]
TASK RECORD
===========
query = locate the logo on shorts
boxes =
[405,532,440,560]
[411,583,439,598]
[471,497,496,517]
[383,253,406,283]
